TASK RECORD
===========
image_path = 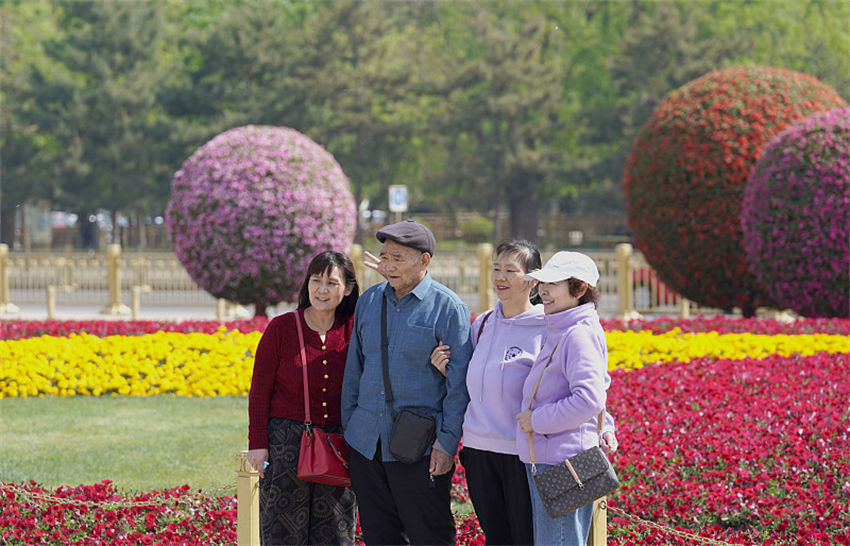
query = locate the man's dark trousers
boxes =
[349,443,455,545]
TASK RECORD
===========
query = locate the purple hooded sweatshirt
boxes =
[462,301,547,455]
[516,302,611,465]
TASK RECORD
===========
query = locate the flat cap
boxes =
[376,220,436,256]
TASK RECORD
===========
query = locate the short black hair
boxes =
[495,239,542,305]
[297,251,359,316]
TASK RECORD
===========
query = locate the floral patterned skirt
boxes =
[260,418,356,545]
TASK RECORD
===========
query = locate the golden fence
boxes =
[0,242,694,320]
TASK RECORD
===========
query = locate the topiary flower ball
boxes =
[623,65,846,314]
[741,108,850,318]
[166,125,356,315]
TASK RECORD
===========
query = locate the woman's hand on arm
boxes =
[430,341,450,377]
[516,410,534,433]
[246,448,269,478]
[600,431,618,455]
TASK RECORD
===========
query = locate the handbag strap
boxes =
[476,310,493,343]
[380,294,396,417]
[526,341,559,474]
[525,340,607,475]
[295,309,312,425]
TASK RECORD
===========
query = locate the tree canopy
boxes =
[1,0,848,247]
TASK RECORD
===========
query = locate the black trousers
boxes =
[349,443,455,545]
[459,447,534,546]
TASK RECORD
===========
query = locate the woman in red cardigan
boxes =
[247,251,360,545]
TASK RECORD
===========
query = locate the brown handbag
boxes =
[293,310,351,487]
[527,342,619,518]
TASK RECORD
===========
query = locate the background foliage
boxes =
[2,0,849,245]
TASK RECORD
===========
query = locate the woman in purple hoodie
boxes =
[516,251,613,546]
[431,241,617,545]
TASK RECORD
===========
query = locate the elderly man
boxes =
[341,220,472,545]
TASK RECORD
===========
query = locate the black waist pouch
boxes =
[389,409,436,464]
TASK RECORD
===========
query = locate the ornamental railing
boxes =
[0,242,698,320]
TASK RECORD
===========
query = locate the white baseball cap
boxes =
[524,251,600,287]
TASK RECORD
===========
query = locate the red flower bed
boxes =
[601,316,850,335]
[0,318,269,340]
[606,352,850,544]
[5,315,850,340]
[0,480,236,545]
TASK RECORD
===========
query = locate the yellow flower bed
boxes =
[0,328,261,398]
[1,328,849,398]
[606,329,850,370]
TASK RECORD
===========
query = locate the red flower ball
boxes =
[623,65,847,313]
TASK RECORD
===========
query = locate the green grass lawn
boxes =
[0,395,248,495]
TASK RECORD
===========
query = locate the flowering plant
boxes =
[607,352,850,545]
[3,323,849,397]
[601,316,850,335]
[3,318,849,544]
[623,65,847,314]
[0,480,236,545]
[742,107,850,318]
[165,125,357,316]
[0,318,269,340]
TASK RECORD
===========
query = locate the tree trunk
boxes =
[137,213,147,249]
[80,212,98,251]
[254,302,268,318]
[507,190,540,241]
[20,203,30,251]
[490,187,502,244]
[111,209,120,246]
[0,206,15,248]
[741,301,756,318]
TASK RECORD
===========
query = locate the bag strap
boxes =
[295,309,312,426]
[380,294,396,417]
[526,341,559,474]
[324,434,350,469]
[476,310,493,343]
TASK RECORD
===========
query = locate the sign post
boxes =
[388,185,408,223]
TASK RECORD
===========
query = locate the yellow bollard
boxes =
[477,243,494,314]
[46,286,56,320]
[46,284,76,320]
[0,243,20,314]
[236,450,260,546]
[131,285,152,320]
[615,243,642,321]
[100,244,130,315]
[587,497,608,545]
